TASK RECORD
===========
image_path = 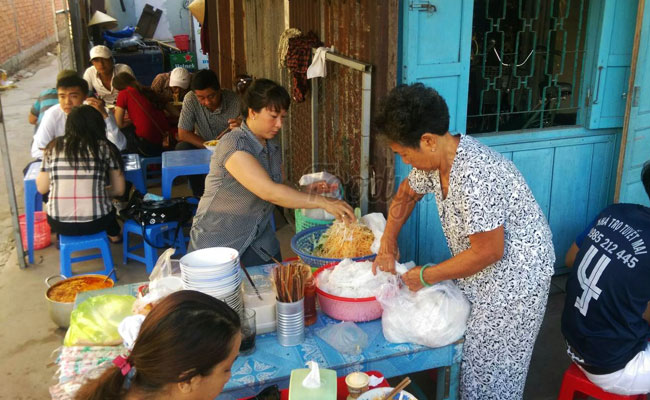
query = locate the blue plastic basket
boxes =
[290,225,376,269]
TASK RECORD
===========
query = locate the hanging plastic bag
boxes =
[64,295,136,346]
[316,321,368,355]
[298,171,343,220]
[376,280,470,348]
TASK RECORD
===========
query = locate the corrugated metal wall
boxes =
[212,0,398,211]
[288,0,398,210]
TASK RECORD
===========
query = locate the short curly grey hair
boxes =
[373,83,450,148]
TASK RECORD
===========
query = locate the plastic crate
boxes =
[113,46,164,86]
[290,225,375,269]
[294,209,334,233]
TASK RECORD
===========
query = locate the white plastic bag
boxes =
[148,248,176,282]
[118,314,146,350]
[299,171,342,220]
[316,322,369,355]
[376,280,470,348]
[359,213,386,254]
[132,249,183,314]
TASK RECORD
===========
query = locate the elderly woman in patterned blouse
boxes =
[372,83,555,400]
[188,79,354,266]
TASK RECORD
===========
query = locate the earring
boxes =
[431,148,436,152]
[253,116,256,120]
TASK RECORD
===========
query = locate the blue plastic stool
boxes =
[23,161,43,263]
[125,168,146,193]
[122,154,146,193]
[59,232,117,279]
[140,156,162,187]
[123,219,187,273]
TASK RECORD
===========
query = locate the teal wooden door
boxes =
[618,0,650,206]
[482,129,619,275]
[585,0,639,129]
[396,0,474,263]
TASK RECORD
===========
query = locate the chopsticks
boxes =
[216,126,231,140]
[103,269,114,283]
[272,263,303,302]
[260,248,310,303]
[260,247,283,266]
[382,377,411,400]
[271,261,306,303]
[240,262,263,301]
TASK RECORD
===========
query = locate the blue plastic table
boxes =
[219,265,463,400]
[161,149,212,198]
[122,154,146,193]
[68,265,463,400]
[23,161,43,263]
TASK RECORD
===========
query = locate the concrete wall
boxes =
[105,0,191,39]
[0,0,63,73]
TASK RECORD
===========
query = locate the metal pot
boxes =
[45,274,115,328]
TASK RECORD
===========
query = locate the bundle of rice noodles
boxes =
[313,220,374,258]
[317,259,395,298]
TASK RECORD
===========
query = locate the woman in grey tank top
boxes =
[189,79,354,266]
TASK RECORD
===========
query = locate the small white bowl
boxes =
[204,140,219,153]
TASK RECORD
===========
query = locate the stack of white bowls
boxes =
[179,247,243,313]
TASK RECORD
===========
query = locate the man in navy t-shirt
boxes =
[561,162,650,396]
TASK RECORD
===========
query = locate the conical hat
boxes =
[188,0,205,24]
[88,10,118,29]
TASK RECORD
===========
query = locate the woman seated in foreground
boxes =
[75,290,241,400]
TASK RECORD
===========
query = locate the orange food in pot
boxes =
[47,276,113,303]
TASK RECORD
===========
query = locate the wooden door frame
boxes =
[208,0,247,90]
[614,0,646,201]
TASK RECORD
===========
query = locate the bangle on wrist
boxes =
[419,263,435,287]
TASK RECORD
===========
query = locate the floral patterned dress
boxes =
[408,135,555,399]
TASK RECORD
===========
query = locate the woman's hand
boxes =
[320,197,355,222]
[228,116,243,130]
[84,97,108,118]
[372,238,400,274]
[401,266,425,292]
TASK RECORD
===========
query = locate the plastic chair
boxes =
[140,156,162,187]
[59,232,117,279]
[123,219,187,273]
[558,363,646,400]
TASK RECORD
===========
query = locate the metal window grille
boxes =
[467,0,589,134]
